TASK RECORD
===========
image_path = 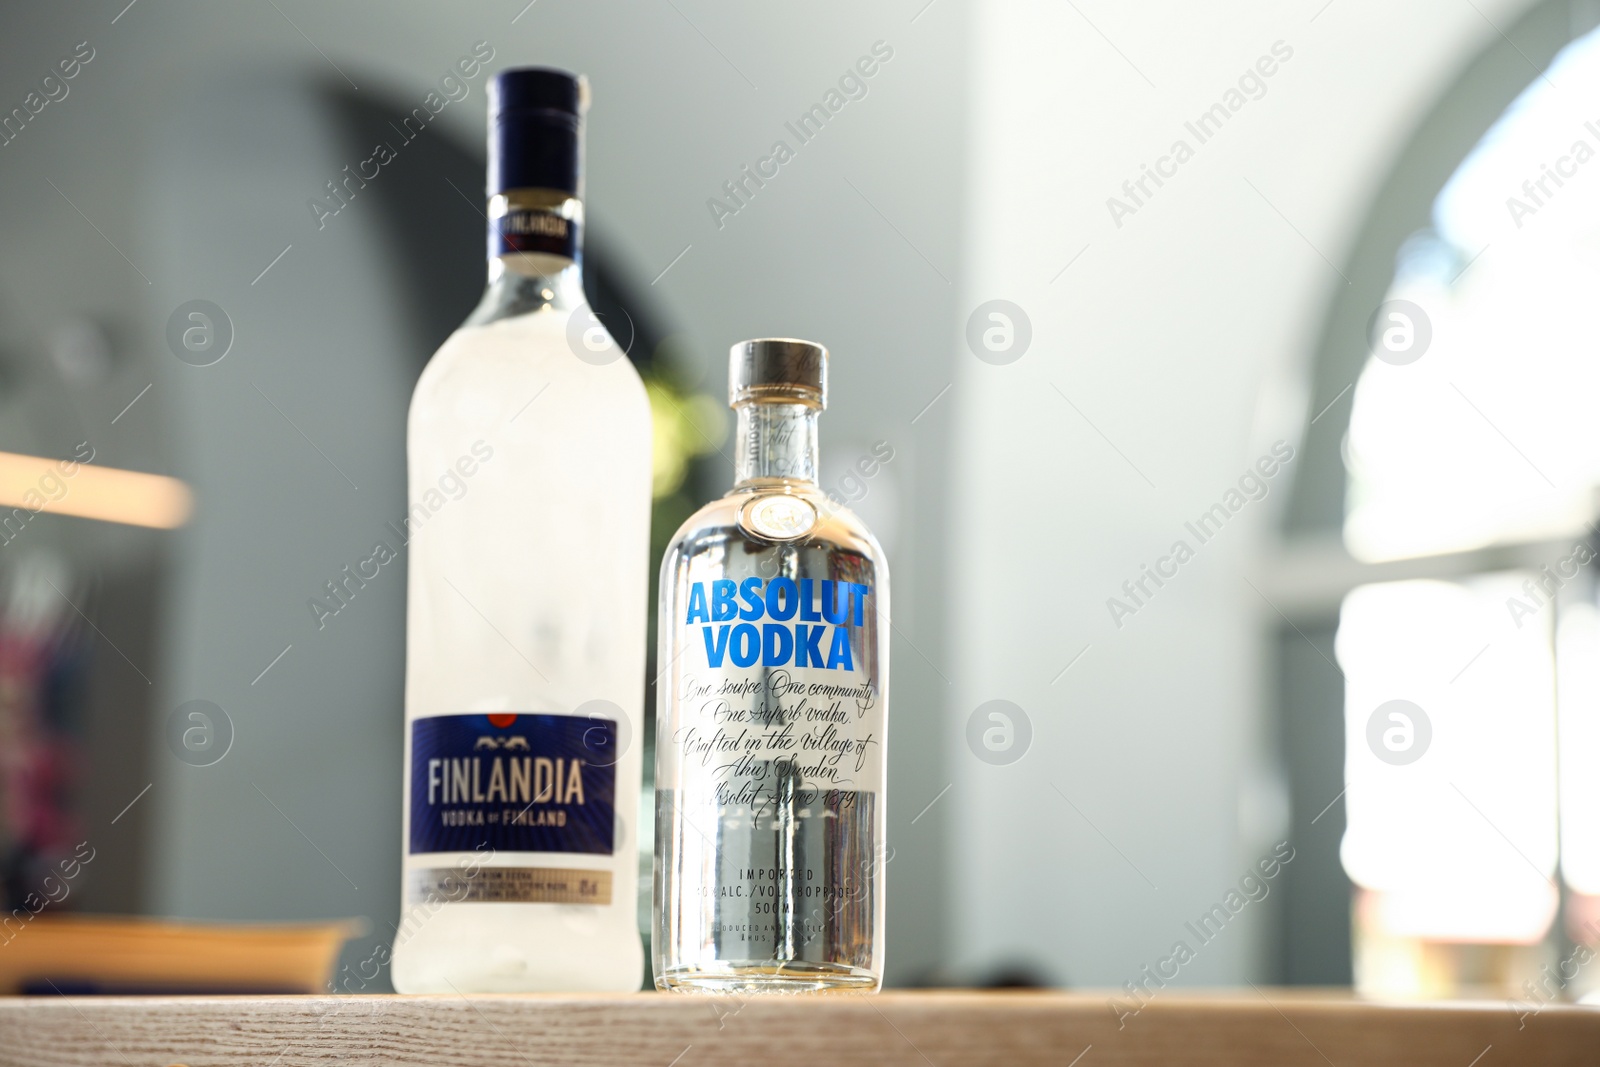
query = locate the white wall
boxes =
[950,0,1535,985]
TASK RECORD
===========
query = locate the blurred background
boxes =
[1,0,1598,999]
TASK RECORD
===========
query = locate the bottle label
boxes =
[490,206,578,259]
[408,865,612,905]
[408,713,614,856]
[658,574,884,962]
[660,577,884,801]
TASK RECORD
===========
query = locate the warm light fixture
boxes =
[0,450,193,529]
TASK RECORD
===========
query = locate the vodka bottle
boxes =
[653,339,890,992]
[391,68,650,993]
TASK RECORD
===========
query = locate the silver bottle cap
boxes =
[728,338,828,409]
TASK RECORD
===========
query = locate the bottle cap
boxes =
[488,67,587,196]
[729,338,828,409]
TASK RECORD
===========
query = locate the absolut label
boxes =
[489,206,577,259]
[661,578,883,801]
[685,577,867,671]
[409,713,614,856]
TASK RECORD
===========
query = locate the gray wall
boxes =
[0,0,965,985]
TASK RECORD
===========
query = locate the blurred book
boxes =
[0,553,93,917]
[0,916,360,994]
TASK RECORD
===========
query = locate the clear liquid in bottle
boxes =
[653,339,890,993]
[392,67,649,994]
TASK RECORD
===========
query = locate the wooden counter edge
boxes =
[0,989,1595,1067]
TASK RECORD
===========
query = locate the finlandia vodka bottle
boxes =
[654,339,890,992]
[392,68,650,993]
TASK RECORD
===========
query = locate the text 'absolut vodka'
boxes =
[686,578,869,671]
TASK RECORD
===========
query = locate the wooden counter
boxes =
[1,989,1595,1066]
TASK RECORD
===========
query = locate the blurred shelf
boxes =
[1,989,1596,1066]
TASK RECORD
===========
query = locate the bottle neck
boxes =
[734,402,821,488]
[469,255,585,324]
[468,191,586,324]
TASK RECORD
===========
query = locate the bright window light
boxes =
[1338,576,1558,943]
[1558,601,1600,894]
[1344,27,1600,562]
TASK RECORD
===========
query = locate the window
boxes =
[1346,27,1600,563]
[1272,1,1600,993]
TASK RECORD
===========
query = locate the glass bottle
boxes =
[392,68,650,993]
[653,338,890,992]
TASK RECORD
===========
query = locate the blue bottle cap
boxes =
[488,67,587,196]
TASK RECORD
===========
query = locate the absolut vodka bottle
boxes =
[654,339,890,992]
[392,68,650,993]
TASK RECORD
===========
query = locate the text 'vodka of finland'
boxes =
[392,68,650,993]
[654,339,890,993]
